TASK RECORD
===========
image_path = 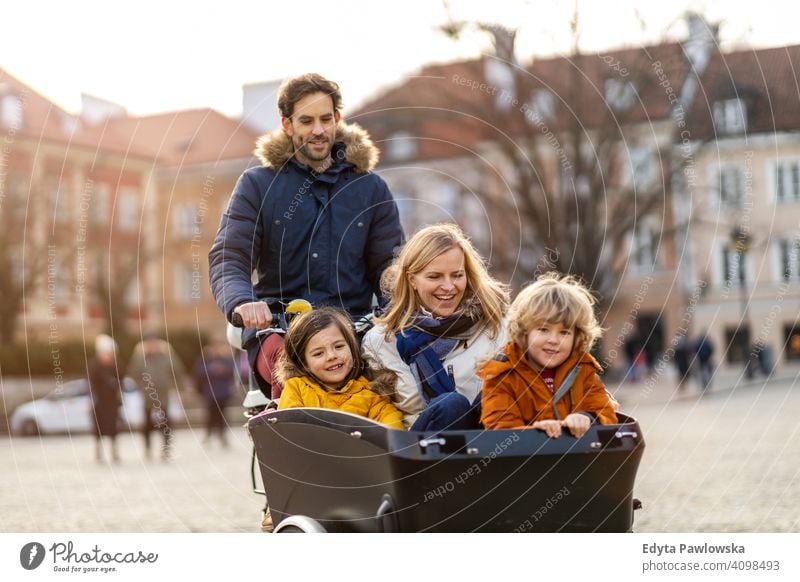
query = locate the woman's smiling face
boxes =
[408,246,467,318]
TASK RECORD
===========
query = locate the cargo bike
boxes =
[233,301,645,533]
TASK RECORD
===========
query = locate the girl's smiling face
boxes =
[303,324,354,389]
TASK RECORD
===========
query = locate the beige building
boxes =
[678,45,800,367]
[103,110,258,337]
[351,20,800,373]
[1,67,260,344]
[0,68,156,343]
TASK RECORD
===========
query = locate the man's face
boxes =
[281,91,340,168]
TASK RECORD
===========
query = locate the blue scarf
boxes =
[395,310,481,403]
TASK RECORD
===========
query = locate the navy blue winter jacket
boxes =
[208,122,404,321]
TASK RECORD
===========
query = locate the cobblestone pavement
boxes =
[610,368,800,532]
[2,369,799,533]
[0,422,262,533]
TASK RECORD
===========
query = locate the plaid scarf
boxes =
[395,305,484,402]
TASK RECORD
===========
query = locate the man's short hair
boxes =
[277,73,342,119]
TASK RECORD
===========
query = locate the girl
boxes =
[276,307,404,429]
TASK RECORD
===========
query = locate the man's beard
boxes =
[294,135,332,163]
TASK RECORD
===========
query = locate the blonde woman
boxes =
[362,224,508,430]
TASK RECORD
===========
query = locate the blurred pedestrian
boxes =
[126,331,187,460]
[193,338,236,446]
[88,334,122,463]
[673,335,691,390]
[625,337,644,382]
[746,339,774,379]
[693,332,715,393]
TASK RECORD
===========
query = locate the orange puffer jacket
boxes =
[478,341,617,430]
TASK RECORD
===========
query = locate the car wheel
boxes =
[20,419,40,437]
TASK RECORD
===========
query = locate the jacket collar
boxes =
[254,121,379,173]
[300,374,371,395]
[481,341,600,387]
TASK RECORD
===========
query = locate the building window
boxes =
[527,89,557,123]
[484,59,515,112]
[721,246,749,288]
[630,222,658,272]
[49,182,72,223]
[385,131,417,162]
[623,147,657,191]
[1,95,23,130]
[777,237,800,282]
[125,276,141,307]
[713,98,747,134]
[717,165,744,207]
[172,203,198,239]
[605,79,636,111]
[117,188,139,231]
[92,183,110,224]
[775,160,800,203]
[173,263,197,304]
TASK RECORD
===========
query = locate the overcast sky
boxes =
[2,0,799,118]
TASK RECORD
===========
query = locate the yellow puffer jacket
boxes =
[277,375,404,429]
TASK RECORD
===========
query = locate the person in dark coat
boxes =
[193,338,236,446]
[208,73,404,401]
[693,332,715,393]
[673,334,691,390]
[88,334,122,463]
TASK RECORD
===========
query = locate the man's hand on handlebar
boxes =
[233,301,273,329]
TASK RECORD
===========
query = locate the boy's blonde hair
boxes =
[507,272,602,354]
[377,223,508,338]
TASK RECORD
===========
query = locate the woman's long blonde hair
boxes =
[376,223,508,337]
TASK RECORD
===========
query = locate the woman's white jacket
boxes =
[362,324,506,428]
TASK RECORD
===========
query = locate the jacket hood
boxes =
[254,121,380,173]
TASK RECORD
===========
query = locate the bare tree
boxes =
[92,250,145,342]
[372,9,708,307]
[0,178,53,342]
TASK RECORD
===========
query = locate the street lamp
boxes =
[730,225,752,367]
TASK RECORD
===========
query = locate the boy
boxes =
[479,272,617,437]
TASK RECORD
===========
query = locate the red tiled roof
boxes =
[686,44,800,138]
[0,67,153,159]
[1,67,259,165]
[104,109,259,167]
[350,43,691,160]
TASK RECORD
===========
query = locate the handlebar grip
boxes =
[231,311,244,327]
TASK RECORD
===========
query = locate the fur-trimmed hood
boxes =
[254,121,380,173]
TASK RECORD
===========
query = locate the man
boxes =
[126,332,186,460]
[209,73,404,398]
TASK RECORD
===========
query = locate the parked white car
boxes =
[9,378,180,436]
